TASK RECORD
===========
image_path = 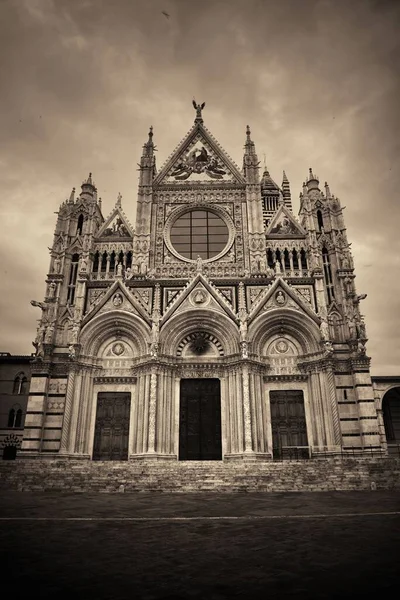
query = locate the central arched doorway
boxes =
[382,387,400,454]
[179,378,222,461]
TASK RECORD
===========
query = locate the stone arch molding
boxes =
[177,332,224,358]
[79,310,150,359]
[378,385,400,411]
[160,309,240,357]
[249,308,321,358]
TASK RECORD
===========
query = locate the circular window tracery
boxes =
[165,206,234,263]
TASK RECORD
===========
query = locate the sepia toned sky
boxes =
[0,0,399,375]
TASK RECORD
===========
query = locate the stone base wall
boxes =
[1,457,400,492]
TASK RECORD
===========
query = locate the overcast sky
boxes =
[0,0,399,375]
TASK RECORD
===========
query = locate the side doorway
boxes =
[93,392,131,461]
[270,390,309,459]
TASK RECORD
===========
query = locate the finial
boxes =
[324,181,331,198]
[68,187,75,203]
[116,192,122,207]
[148,125,153,139]
[246,125,251,139]
[98,197,102,211]
[192,98,205,122]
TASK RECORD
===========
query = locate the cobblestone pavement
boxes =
[1,491,399,600]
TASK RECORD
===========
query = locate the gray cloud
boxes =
[0,0,399,373]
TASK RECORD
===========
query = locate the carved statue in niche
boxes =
[357,339,366,355]
[239,318,248,342]
[44,323,54,344]
[48,282,57,298]
[193,289,206,304]
[70,322,80,344]
[68,344,76,359]
[240,341,248,359]
[196,255,203,274]
[53,257,61,273]
[266,266,275,278]
[275,261,281,275]
[275,291,286,306]
[319,319,330,341]
[113,293,123,307]
[116,262,123,277]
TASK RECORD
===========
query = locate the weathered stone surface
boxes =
[1,457,399,493]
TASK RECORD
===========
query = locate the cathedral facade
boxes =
[21,104,386,461]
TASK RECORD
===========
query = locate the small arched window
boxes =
[67,253,80,305]
[13,373,28,395]
[8,405,23,428]
[317,210,324,231]
[76,214,84,236]
[300,249,308,270]
[322,246,335,304]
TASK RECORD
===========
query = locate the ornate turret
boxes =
[306,167,320,192]
[80,172,96,201]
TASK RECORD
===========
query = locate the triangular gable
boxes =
[248,277,319,324]
[67,235,84,253]
[130,287,153,315]
[160,273,237,326]
[154,123,245,186]
[81,279,151,326]
[58,305,74,322]
[72,201,90,217]
[327,300,343,317]
[96,201,134,239]
[266,204,306,237]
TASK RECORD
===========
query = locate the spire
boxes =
[67,187,75,204]
[80,172,96,200]
[244,125,256,154]
[98,197,102,212]
[243,125,260,183]
[142,125,155,157]
[138,126,157,187]
[325,181,331,198]
[306,167,320,191]
[281,170,292,210]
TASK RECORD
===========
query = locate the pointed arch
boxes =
[76,213,84,236]
[8,404,23,428]
[13,372,28,395]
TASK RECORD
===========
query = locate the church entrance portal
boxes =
[179,379,222,460]
[93,392,131,461]
[270,390,309,459]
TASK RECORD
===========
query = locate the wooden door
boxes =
[93,392,131,461]
[270,390,309,459]
[179,379,222,460]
